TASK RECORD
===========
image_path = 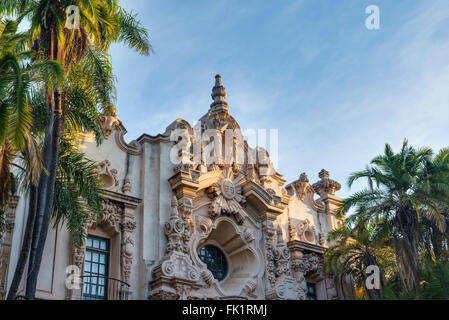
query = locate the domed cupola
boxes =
[199,75,241,132]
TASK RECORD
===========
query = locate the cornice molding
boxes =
[287,240,326,255]
[101,189,142,209]
[136,133,171,145]
[115,123,143,155]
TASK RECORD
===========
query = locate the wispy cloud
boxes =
[111,0,449,198]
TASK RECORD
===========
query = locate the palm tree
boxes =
[6,39,119,300]
[52,137,103,245]
[0,16,63,203]
[1,0,151,299]
[325,218,395,300]
[339,140,449,290]
[0,18,62,288]
[0,18,34,209]
[418,148,449,262]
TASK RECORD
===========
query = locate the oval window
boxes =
[198,245,228,281]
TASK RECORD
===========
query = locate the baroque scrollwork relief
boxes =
[266,224,307,300]
[165,197,190,254]
[269,275,306,300]
[291,252,324,278]
[121,215,137,284]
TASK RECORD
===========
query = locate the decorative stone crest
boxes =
[294,173,312,200]
[221,180,237,199]
[100,112,120,138]
[207,170,246,225]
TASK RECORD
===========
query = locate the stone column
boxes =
[261,216,276,292]
[120,205,137,298]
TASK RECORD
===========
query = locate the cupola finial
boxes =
[210,74,229,112]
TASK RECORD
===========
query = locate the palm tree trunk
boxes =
[25,107,52,294]
[6,184,37,300]
[395,204,420,290]
[25,25,62,300]
[25,102,61,299]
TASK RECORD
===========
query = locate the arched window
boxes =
[198,245,228,281]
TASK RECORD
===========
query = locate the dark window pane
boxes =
[306,282,317,300]
[83,236,110,300]
[198,245,228,281]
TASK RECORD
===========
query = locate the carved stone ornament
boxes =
[165,197,187,254]
[96,160,119,190]
[160,251,200,281]
[85,199,124,231]
[297,219,317,244]
[268,275,306,300]
[122,178,131,193]
[240,277,258,297]
[150,197,200,300]
[291,252,324,277]
[173,140,194,174]
[196,215,213,236]
[274,225,292,278]
[100,113,120,138]
[294,173,313,200]
[207,169,246,225]
[312,169,341,196]
[121,233,135,284]
[262,220,277,288]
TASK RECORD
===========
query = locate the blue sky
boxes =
[110,0,449,199]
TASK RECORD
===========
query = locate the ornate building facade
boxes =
[1,75,353,300]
